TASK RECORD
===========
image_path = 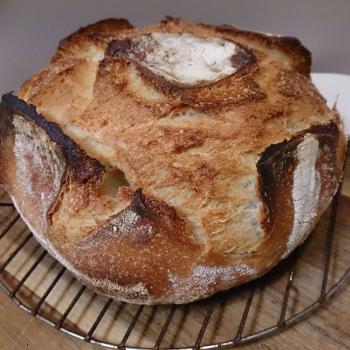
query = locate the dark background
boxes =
[0,0,349,94]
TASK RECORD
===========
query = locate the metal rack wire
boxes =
[0,147,349,349]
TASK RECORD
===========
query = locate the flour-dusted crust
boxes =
[0,18,346,304]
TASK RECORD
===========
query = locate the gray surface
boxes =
[0,0,349,95]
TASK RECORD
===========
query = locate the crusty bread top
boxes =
[2,17,344,303]
[18,16,332,245]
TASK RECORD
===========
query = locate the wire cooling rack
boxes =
[0,144,349,349]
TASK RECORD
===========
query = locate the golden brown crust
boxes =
[0,18,346,304]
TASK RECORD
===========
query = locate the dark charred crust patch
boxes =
[106,39,133,59]
[305,121,339,137]
[130,189,150,218]
[1,93,104,184]
[0,99,13,140]
[230,43,257,69]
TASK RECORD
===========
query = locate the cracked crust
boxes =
[0,18,346,304]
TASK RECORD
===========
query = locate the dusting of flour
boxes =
[130,32,238,85]
[110,209,139,232]
[284,134,321,257]
[11,196,150,304]
[13,115,66,232]
[169,263,256,302]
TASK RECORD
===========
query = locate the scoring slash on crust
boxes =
[0,17,347,304]
[108,32,254,86]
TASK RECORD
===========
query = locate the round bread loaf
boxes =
[0,18,346,304]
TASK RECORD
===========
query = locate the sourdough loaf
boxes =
[0,18,346,304]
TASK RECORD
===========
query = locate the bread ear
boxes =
[207,24,312,76]
[258,122,343,257]
[0,94,104,232]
